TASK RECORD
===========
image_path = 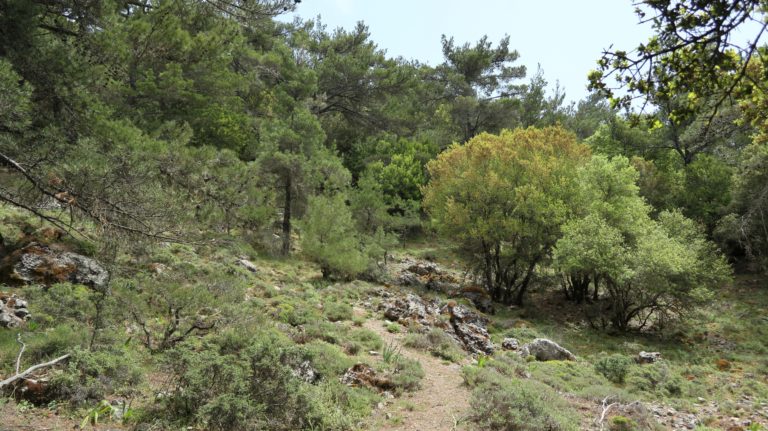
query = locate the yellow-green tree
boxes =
[422,127,590,305]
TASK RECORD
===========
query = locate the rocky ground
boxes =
[1,243,767,431]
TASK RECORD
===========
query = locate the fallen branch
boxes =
[0,354,70,388]
[597,396,618,431]
[14,334,25,375]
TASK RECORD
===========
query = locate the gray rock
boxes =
[425,278,459,293]
[291,360,319,384]
[462,290,495,314]
[407,262,439,276]
[501,338,520,350]
[396,272,422,287]
[341,363,394,391]
[637,351,662,364]
[441,303,495,355]
[1,293,30,328]
[236,258,259,273]
[379,294,494,355]
[0,312,16,328]
[8,244,109,291]
[519,338,576,361]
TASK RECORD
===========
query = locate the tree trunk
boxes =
[592,273,601,301]
[281,175,292,255]
[513,260,537,306]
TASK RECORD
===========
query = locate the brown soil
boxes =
[359,308,472,431]
[0,401,126,431]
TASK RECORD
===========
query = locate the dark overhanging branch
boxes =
[0,151,186,243]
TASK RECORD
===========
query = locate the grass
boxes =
[1,211,767,430]
[402,328,465,362]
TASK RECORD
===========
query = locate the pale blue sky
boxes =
[281,0,653,104]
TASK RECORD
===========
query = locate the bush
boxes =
[49,347,143,405]
[462,352,528,387]
[303,340,355,377]
[528,360,612,395]
[403,328,464,362]
[343,328,383,354]
[149,330,376,430]
[300,194,369,279]
[609,415,638,431]
[469,377,579,431]
[387,356,425,394]
[595,354,634,384]
[625,362,686,397]
[324,300,353,322]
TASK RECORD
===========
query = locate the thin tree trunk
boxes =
[514,259,538,306]
[281,175,292,255]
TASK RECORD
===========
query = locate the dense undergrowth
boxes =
[1,203,766,430]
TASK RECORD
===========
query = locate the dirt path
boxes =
[360,309,473,431]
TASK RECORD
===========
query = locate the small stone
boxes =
[501,338,520,350]
[637,351,662,364]
[236,258,259,273]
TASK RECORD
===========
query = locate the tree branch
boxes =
[0,354,70,389]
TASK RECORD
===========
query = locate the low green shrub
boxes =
[387,356,424,394]
[595,354,634,384]
[324,301,353,322]
[625,362,686,397]
[304,340,355,377]
[147,330,376,430]
[469,376,579,431]
[344,328,383,354]
[528,360,612,394]
[609,415,638,431]
[49,347,143,405]
[403,328,464,362]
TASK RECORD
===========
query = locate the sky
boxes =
[280,0,654,104]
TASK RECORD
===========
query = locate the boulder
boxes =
[236,257,259,274]
[441,303,495,355]
[425,278,459,293]
[519,338,576,361]
[407,262,439,276]
[396,272,423,287]
[637,351,662,364]
[340,363,394,391]
[0,292,31,328]
[382,293,440,325]
[291,360,320,384]
[461,290,495,314]
[4,244,109,291]
[379,294,495,355]
[501,338,520,350]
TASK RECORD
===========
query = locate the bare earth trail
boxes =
[358,308,472,431]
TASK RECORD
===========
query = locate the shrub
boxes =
[386,322,401,333]
[469,377,579,431]
[387,356,424,394]
[49,347,143,405]
[300,194,369,279]
[149,330,377,430]
[344,328,383,354]
[609,415,638,431]
[324,300,353,322]
[595,354,634,384]
[403,328,464,362]
[423,127,589,306]
[528,360,612,394]
[303,340,355,377]
[625,362,686,397]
